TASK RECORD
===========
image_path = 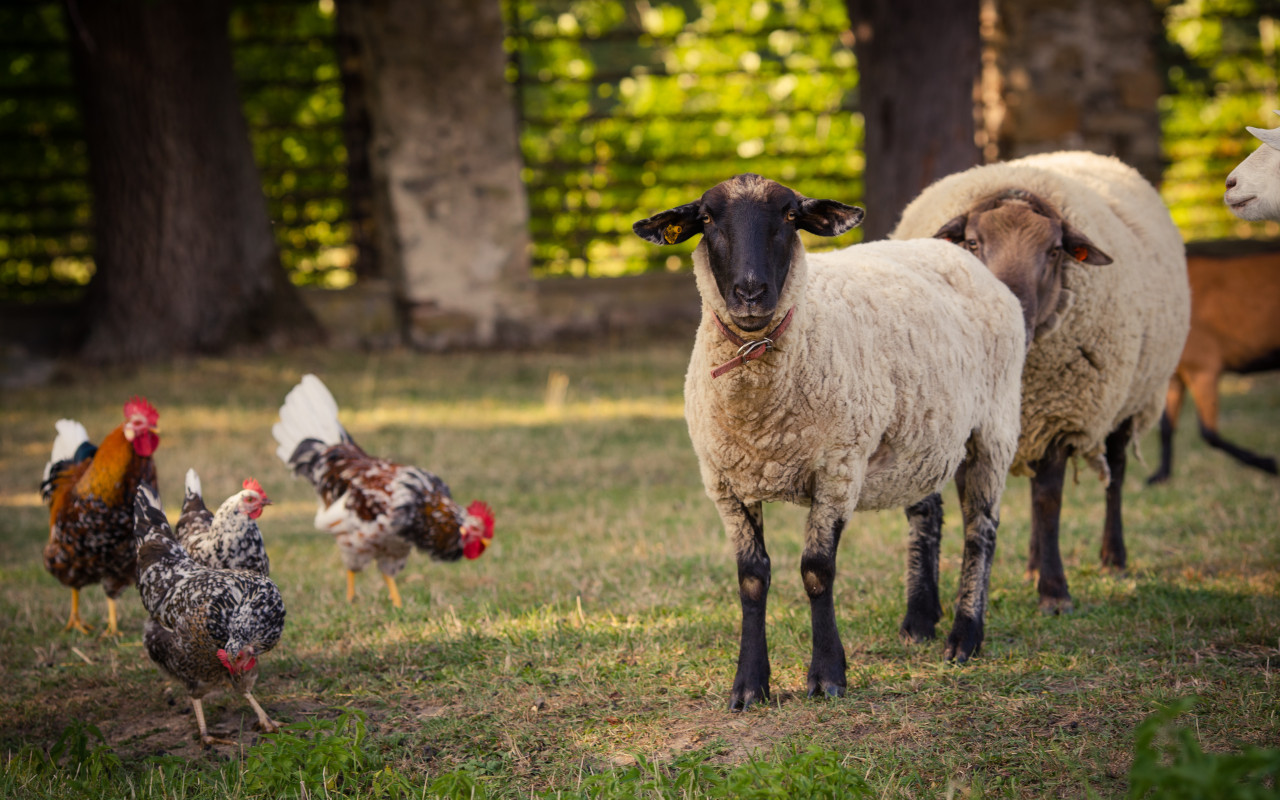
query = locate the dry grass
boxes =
[0,344,1277,797]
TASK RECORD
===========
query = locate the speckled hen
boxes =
[272,374,495,608]
[134,485,286,746]
[177,469,272,576]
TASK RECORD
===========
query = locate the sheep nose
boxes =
[734,283,767,304]
[1226,175,1237,189]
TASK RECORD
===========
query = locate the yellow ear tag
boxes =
[664,224,682,244]
[1072,246,1089,261]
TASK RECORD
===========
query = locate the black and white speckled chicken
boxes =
[176,468,272,576]
[272,374,495,609]
[133,484,286,746]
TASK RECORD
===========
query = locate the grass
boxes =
[0,343,1277,798]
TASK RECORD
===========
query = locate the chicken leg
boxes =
[102,597,122,637]
[243,692,283,733]
[346,570,357,603]
[382,573,403,608]
[191,698,235,746]
[63,588,92,634]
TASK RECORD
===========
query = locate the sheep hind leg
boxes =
[1189,369,1278,474]
[1030,442,1072,614]
[721,499,771,712]
[1147,376,1185,485]
[1100,418,1134,571]
[945,454,1002,663]
[802,509,847,699]
[899,492,943,643]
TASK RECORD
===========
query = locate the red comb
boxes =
[242,477,267,500]
[467,501,495,538]
[124,396,159,425]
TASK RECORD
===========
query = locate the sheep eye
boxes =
[785,209,797,222]
[965,239,978,251]
[700,213,712,224]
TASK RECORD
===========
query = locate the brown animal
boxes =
[1147,240,1280,483]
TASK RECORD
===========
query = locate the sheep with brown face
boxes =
[893,151,1191,614]
[635,174,1026,710]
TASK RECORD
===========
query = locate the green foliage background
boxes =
[3,0,1280,297]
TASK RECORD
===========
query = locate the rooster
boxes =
[271,374,494,608]
[134,485,285,746]
[40,397,160,635]
[177,469,272,576]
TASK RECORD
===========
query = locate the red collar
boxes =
[709,307,796,379]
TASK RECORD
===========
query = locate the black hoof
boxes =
[944,613,984,663]
[899,612,938,643]
[728,684,769,712]
[806,681,845,699]
[1038,595,1074,615]
[1259,456,1278,475]
[1146,468,1170,485]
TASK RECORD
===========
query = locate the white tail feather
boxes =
[43,419,90,483]
[185,468,202,499]
[138,482,164,513]
[50,419,89,462]
[273,374,345,464]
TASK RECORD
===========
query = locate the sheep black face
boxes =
[934,190,1113,343]
[633,174,864,331]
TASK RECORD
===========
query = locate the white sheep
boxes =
[1225,111,1280,220]
[633,174,1026,711]
[892,151,1191,613]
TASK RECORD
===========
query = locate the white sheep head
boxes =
[633,174,863,331]
[1225,111,1280,221]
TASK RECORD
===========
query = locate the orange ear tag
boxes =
[1072,247,1089,261]
[664,224,682,244]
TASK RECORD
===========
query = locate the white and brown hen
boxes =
[177,468,272,576]
[271,374,494,608]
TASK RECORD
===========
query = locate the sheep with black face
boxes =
[892,151,1191,614]
[635,174,1026,710]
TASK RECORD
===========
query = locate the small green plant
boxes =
[235,708,412,797]
[1128,697,1280,799]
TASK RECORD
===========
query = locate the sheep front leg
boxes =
[1029,442,1072,614]
[802,503,847,698]
[718,498,771,711]
[1100,418,1134,570]
[900,493,943,642]
[945,452,1004,663]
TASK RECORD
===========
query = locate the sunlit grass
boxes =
[0,344,1277,797]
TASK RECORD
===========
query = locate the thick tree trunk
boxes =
[334,1,380,281]
[340,0,534,349]
[67,0,319,363]
[846,0,982,241]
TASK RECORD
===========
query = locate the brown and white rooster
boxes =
[134,484,285,745]
[41,397,160,635]
[271,374,494,608]
[177,468,272,576]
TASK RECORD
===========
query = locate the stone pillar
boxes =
[342,0,535,349]
[979,0,1164,184]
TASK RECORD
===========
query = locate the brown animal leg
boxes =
[1100,418,1134,570]
[1030,443,1072,614]
[1188,371,1279,474]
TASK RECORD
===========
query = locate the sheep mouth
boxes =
[1226,194,1256,211]
[729,312,774,332]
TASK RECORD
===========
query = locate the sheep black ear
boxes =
[632,202,703,245]
[1061,223,1113,265]
[933,214,968,243]
[796,198,864,236]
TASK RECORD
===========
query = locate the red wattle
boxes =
[133,431,159,457]
[463,539,484,560]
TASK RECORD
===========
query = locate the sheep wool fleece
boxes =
[891,151,1191,479]
[684,238,1025,527]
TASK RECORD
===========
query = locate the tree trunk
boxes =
[846,0,982,241]
[67,0,319,363]
[339,0,534,350]
[334,1,380,281]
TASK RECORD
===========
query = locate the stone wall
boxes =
[979,0,1164,182]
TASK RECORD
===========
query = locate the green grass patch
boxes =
[1,345,1278,797]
